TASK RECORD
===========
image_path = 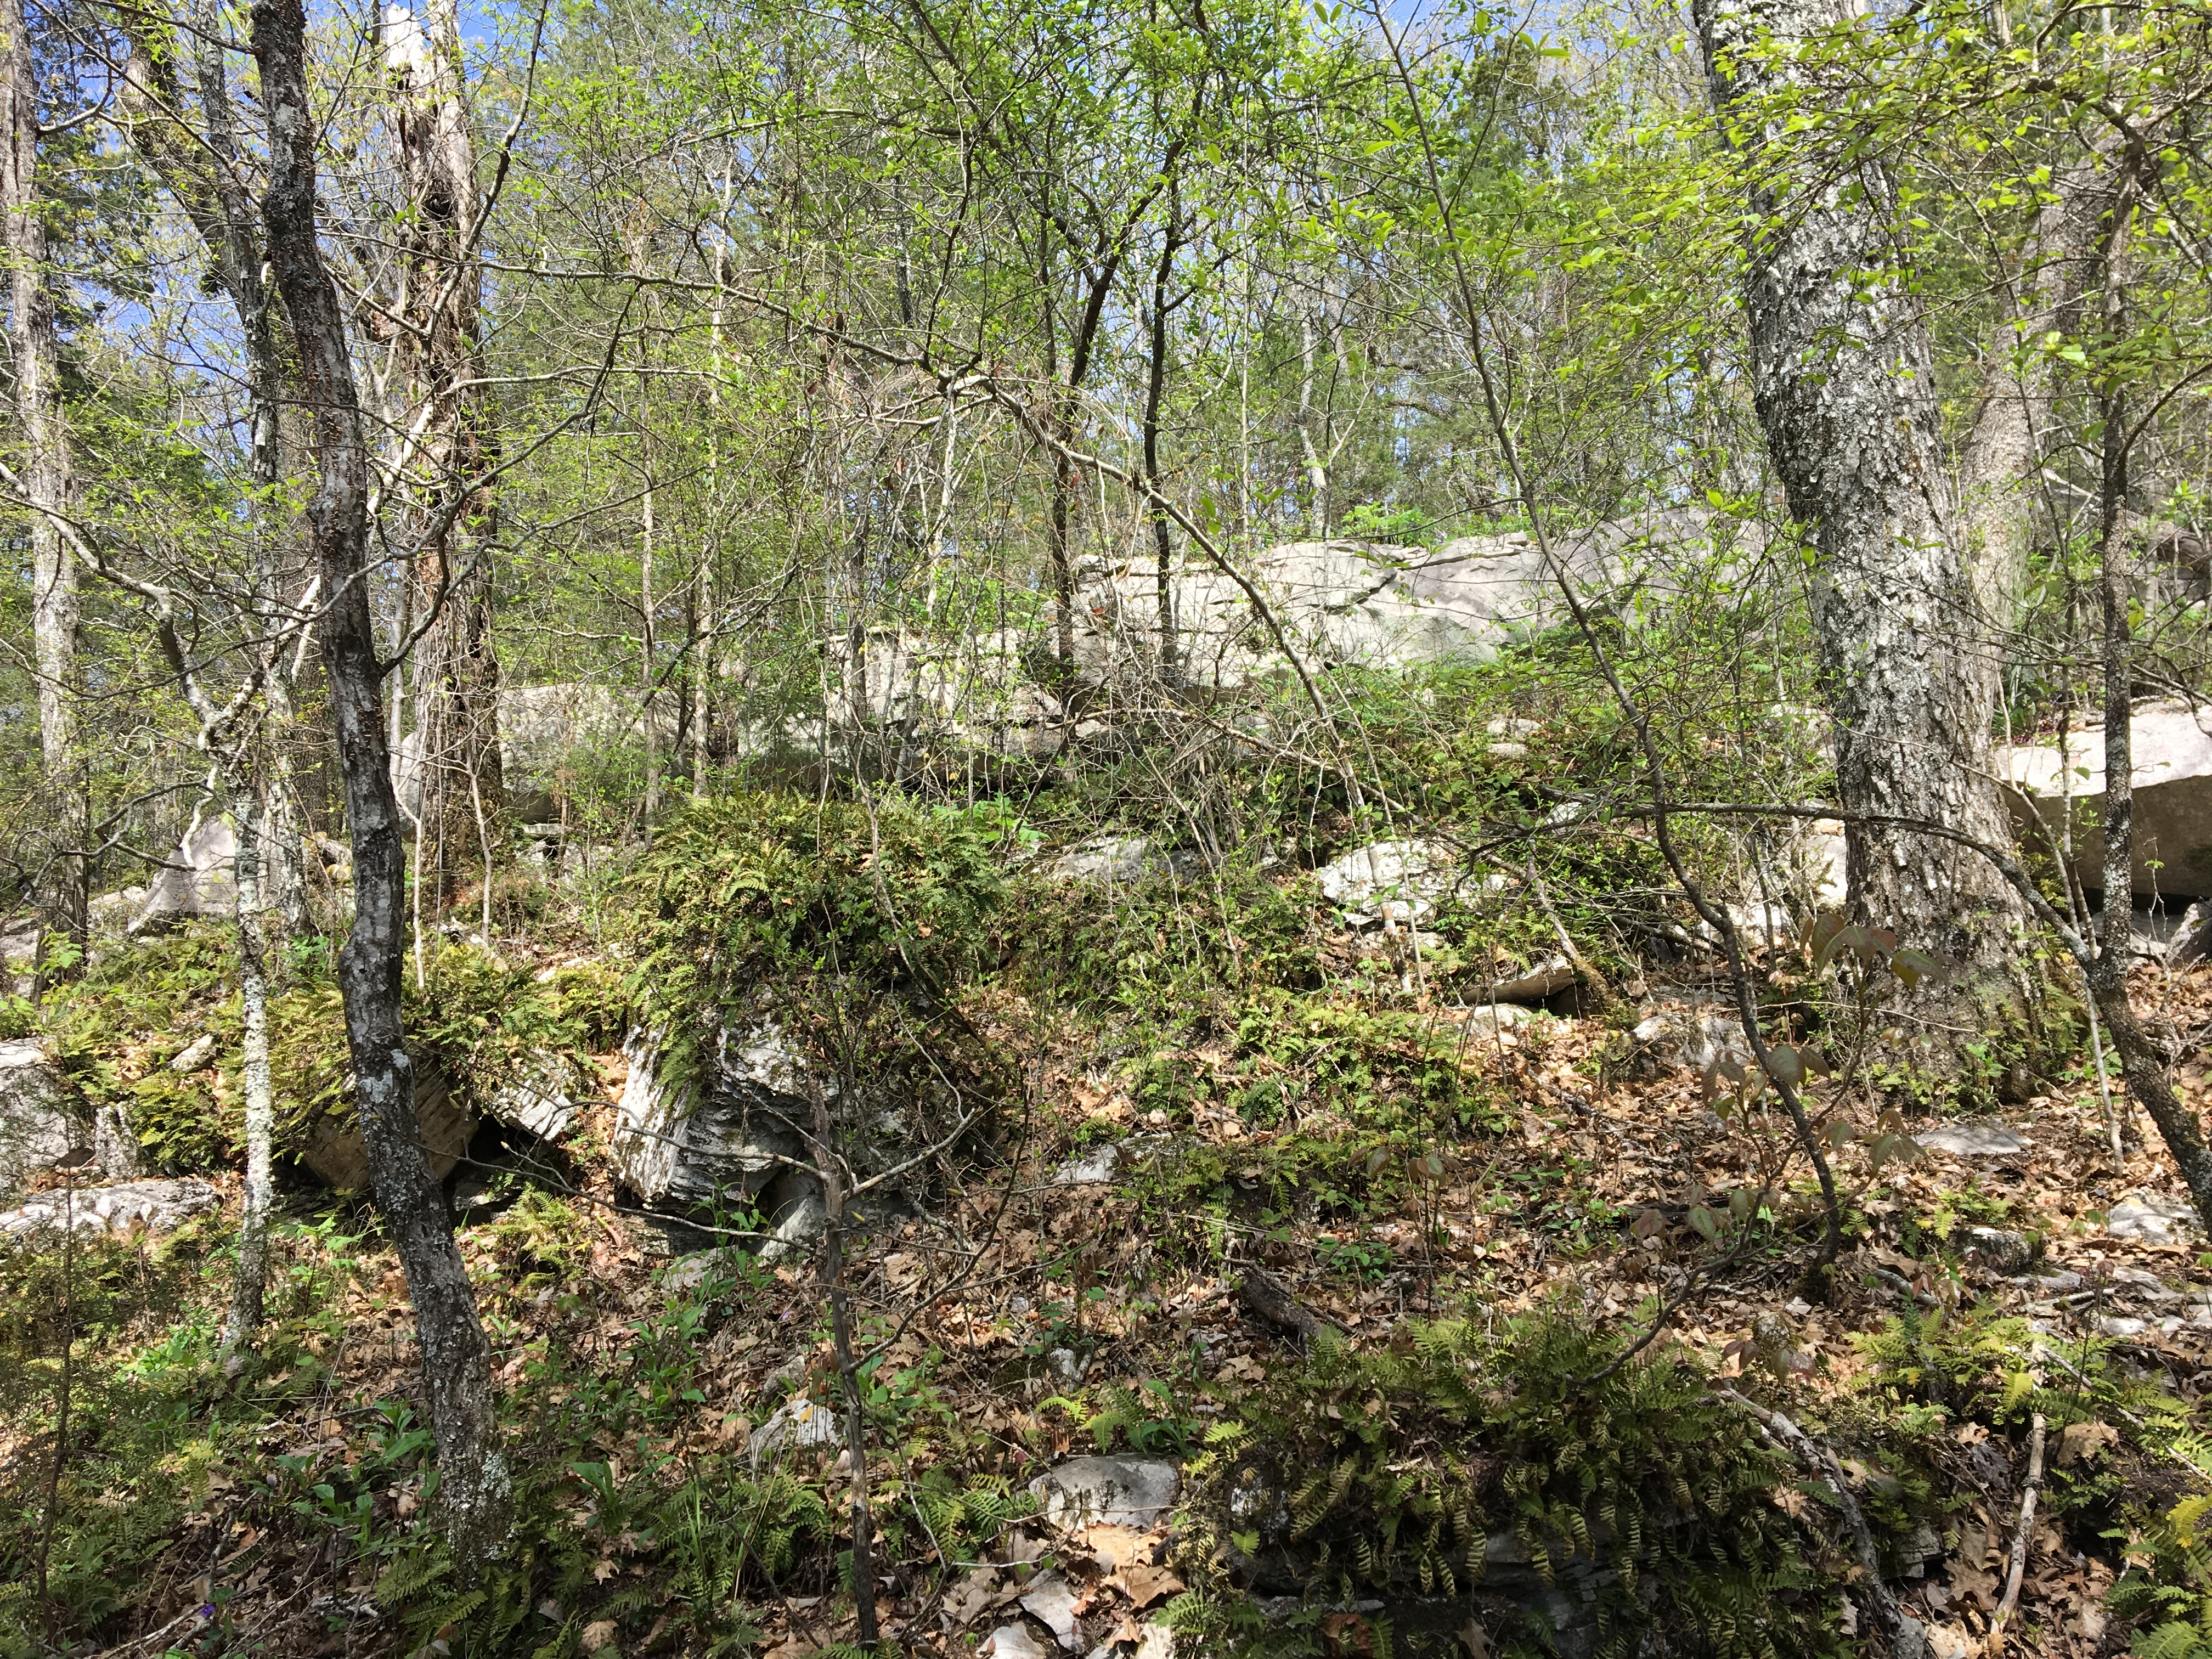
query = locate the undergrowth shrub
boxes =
[619,791,1007,1103]
[1172,1314,1840,1659]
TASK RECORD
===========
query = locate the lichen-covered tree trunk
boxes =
[6,0,82,943]
[218,783,275,1362]
[253,0,507,1556]
[388,0,504,908]
[121,13,313,934]
[1695,0,2024,984]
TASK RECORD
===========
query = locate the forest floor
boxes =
[6,929,2207,1659]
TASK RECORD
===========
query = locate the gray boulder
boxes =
[2001,697,2212,896]
[1028,1455,1180,1530]
[0,1177,220,1240]
[1915,1123,2027,1157]
[2108,1192,2202,1244]
[610,1025,815,1224]
[298,1057,476,1190]
[129,816,238,935]
[1621,1000,1752,1077]
[1046,834,1167,885]
[746,1392,844,1464]
[0,1040,87,1196]
[1457,1003,1537,1045]
[1314,838,1460,924]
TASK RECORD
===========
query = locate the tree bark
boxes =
[219,781,276,1363]
[1695,0,2024,986]
[2075,149,2212,1223]
[252,0,507,1555]
[6,0,83,944]
[121,14,313,934]
[1142,198,1183,686]
[388,0,505,909]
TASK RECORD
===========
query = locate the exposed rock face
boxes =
[0,1040,86,1196]
[486,1051,578,1142]
[838,628,1062,760]
[1314,839,1460,924]
[610,1025,815,1225]
[129,816,239,934]
[1027,1456,1181,1531]
[395,683,680,821]
[1069,510,1762,693]
[2000,697,2212,896]
[0,1177,220,1240]
[828,511,1766,756]
[299,1057,476,1190]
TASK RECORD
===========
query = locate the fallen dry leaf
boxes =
[1108,1561,1186,1610]
[580,1619,619,1655]
[1076,1524,1153,1571]
[2056,1421,2119,1467]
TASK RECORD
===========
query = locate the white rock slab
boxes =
[1314,839,1457,924]
[1028,1456,1180,1531]
[1018,1571,1083,1650]
[1052,1143,1121,1186]
[0,1177,220,1239]
[984,1624,1049,1659]
[2108,1193,2202,1243]
[1914,1124,2027,1156]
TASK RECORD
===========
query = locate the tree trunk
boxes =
[1143,199,1184,687]
[388,0,505,910]
[1695,0,2024,986]
[6,0,82,944]
[1046,415,1079,673]
[219,781,276,1363]
[1958,180,2077,634]
[252,0,507,1556]
[122,13,313,934]
[2073,148,2212,1223]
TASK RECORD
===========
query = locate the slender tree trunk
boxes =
[253,0,507,1556]
[812,1082,878,1649]
[690,550,710,801]
[1959,179,2079,635]
[1143,201,1183,687]
[2069,150,2212,1221]
[1695,0,2024,989]
[219,781,276,1362]
[1296,307,1329,533]
[1046,414,1079,673]
[7,0,83,945]
[640,469,660,833]
[389,0,505,909]
[123,12,314,934]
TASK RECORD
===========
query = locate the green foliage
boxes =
[42,928,246,1171]
[2113,1494,2212,1659]
[35,927,630,1175]
[627,792,1004,1007]
[1177,1314,1837,1658]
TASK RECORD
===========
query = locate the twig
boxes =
[1989,1413,2047,1646]
[87,1605,207,1659]
[1710,1387,1925,1659]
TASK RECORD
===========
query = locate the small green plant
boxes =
[1174,1313,1840,1658]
